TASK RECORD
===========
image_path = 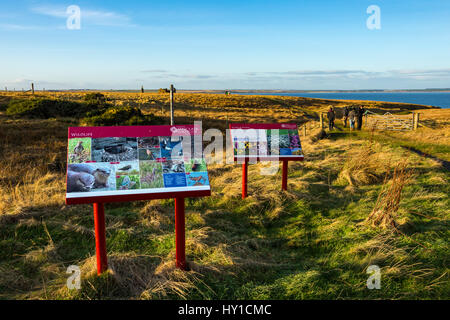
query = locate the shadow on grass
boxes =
[402,146,450,171]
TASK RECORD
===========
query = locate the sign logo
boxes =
[170,126,191,135]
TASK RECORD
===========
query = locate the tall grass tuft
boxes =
[337,142,391,187]
[366,160,413,228]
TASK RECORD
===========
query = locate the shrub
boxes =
[6,99,83,118]
[0,96,11,111]
[6,98,162,127]
[83,92,107,103]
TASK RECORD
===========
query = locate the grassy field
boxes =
[0,92,448,299]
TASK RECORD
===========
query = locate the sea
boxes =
[237,92,450,109]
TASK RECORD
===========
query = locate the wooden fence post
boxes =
[414,113,420,130]
[31,83,34,95]
[170,84,174,125]
[141,85,144,94]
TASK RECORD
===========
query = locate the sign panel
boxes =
[66,125,210,204]
[229,123,304,161]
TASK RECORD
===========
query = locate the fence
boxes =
[298,110,420,136]
[365,111,419,131]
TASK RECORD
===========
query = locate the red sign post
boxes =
[230,123,304,198]
[65,125,210,274]
[93,202,108,273]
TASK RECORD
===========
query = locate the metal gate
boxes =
[365,111,414,131]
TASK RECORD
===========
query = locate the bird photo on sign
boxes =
[68,138,91,163]
[113,161,140,176]
[184,158,207,173]
[116,174,140,190]
[186,172,209,187]
[138,147,161,160]
[139,160,164,189]
[91,137,138,162]
[112,161,141,190]
[159,136,183,159]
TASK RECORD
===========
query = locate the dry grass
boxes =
[335,141,405,188]
[0,170,65,215]
[366,160,413,229]
[350,231,437,292]
[0,92,448,300]
[337,143,386,187]
[54,252,215,300]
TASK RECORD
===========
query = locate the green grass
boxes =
[330,128,450,162]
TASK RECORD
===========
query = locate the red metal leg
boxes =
[175,197,186,270]
[282,160,288,191]
[242,159,248,199]
[93,202,108,275]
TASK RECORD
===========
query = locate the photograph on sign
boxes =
[66,125,210,203]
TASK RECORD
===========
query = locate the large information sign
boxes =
[65,125,210,273]
[66,125,210,205]
[229,123,304,160]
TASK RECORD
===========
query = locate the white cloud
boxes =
[141,70,169,73]
[31,6,134,27]
[243,69,450,81]
[0,23,45,30]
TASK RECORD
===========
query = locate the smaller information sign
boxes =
[229,123,304,160]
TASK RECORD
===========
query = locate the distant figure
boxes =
[356,106,365,130]
[327,106,336,131]
[349,108,356,131]
[343,106,349,128]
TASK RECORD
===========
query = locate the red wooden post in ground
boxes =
[282,160,288,191]
[175,197,186,270]
[93,203,108,275]
[242,159,249,199]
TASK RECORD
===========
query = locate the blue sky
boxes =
[1,0,450,90]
